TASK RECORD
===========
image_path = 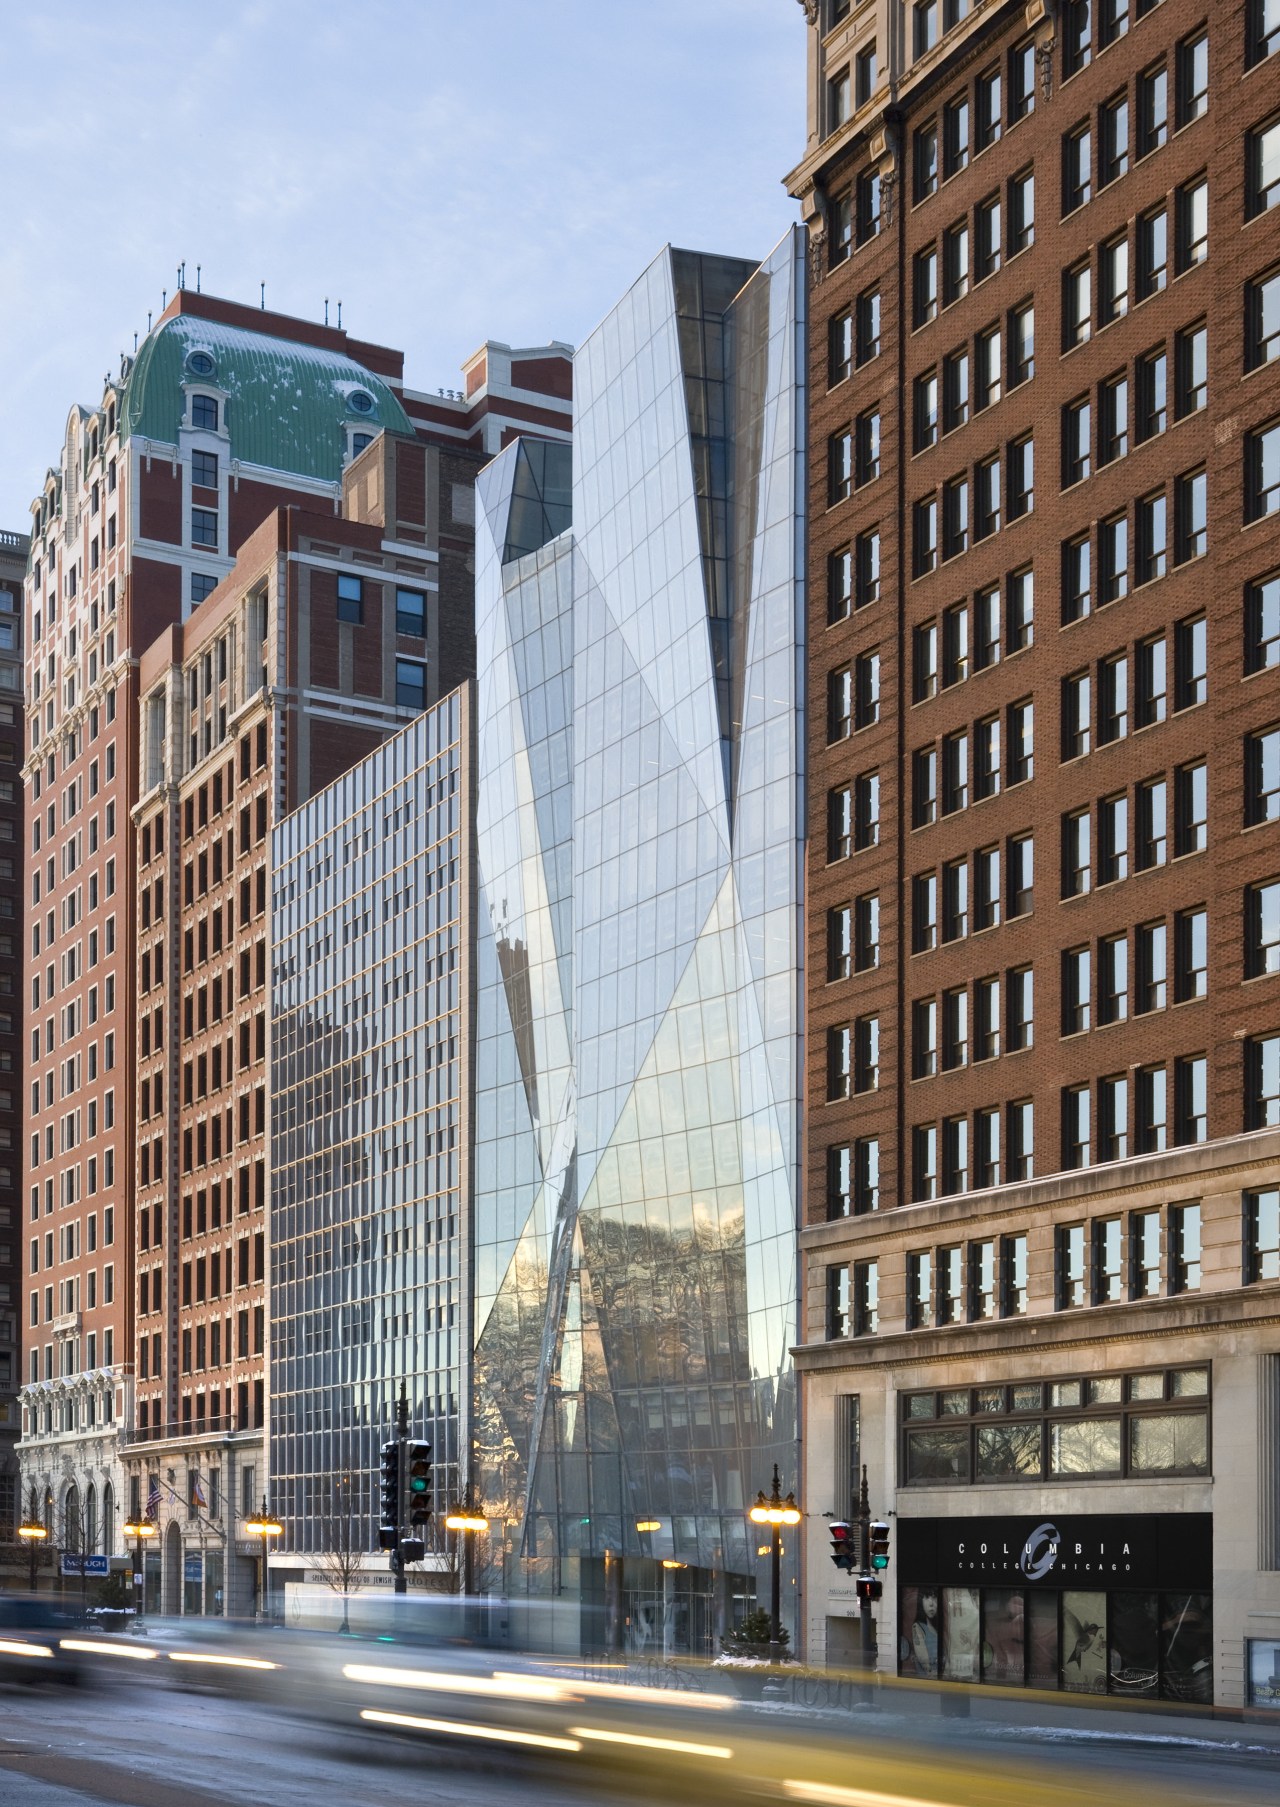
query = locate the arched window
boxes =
[85,1483,98,1554]
[64,1483,80,1552]
[43,1487,53,1534]
[102,1483,116,1557]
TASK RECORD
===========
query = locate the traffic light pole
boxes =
[856,1465,874,1670]
[393,1381,409,1596]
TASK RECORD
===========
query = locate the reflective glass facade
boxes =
[270,694,469,1552]
[472,231,806,1650]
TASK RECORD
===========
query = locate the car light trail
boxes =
[342,1663,570,1702]
[518,1674,735,1711]
[783,1782,958,1807]
[0,1640,53,1658]
[358,1709,582,1752]
[167,1651,281,1670]
[59,1639,160,1660]
[567,1725,734,1759]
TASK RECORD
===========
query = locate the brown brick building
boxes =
[0,529,23,1551]
[788,0,1280,1707]
[18,287,570,1604]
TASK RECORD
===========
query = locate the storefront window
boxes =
[1062,1590,1108,1693]
[941,1587,981,1681]
[1247,1638,1280,1709]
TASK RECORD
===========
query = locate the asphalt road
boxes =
[0,1676,1277,1807]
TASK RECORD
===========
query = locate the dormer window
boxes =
[348,388,375,415]
[352,432,373,456]
[191,394,219,431]
[186,350,216,379]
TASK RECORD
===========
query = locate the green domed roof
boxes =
[123,313,413,482]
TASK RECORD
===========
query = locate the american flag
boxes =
[146,1475,161,1518]
[191,1472,207,1510]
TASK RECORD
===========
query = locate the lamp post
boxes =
[17,1489,48,1593]
[749,1464,801,1665]
[243,1499,282,1625]
[122,1513,158,1623]
[445,1492,488,1636]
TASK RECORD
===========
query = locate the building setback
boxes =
[18,285,570,1595]
[0,530,23,1543]
[269,690,469,1611]
[787,0,1280,1708]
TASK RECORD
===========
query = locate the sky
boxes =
[0,0,805,530]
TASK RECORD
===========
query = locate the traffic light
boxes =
[406,1441,432,1526]
[856,1575,883,1604]
[828,1521,857,1572]
[869,1519,891,1572]
[399,1537,425,1565]
[379,1441,401,1540]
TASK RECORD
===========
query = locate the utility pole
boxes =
[857,1464,874,1669]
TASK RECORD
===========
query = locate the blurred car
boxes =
[0,1595,85,1685]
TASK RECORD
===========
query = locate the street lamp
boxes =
[17,1491,48,1593]
[122,1514,158,1623]
[749,1464,801,1665]
[444,1495,488,1608]
[243,1500,282,1624]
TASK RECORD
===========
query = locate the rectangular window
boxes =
[1002,1234,1028,1316]
[943,220,970,305]
[1176,177,1208,270]
[913,871,938,952]
[1099,375,1128,466]
[829,430,853,503]
[1176,33,1207,126]
[1247,423,1280,522]
[974,841,1000,924]
[191,507,218,548]
[1250,728,1280,828]
[828,785,852,861]
[1246,1032,1280,1128]
[827,1025,852,1101]
[856,409,881,485]
[1008,434,1033,517]
[827,548,852,624]
[1136,206,1168,298]
[1099,930,1128,1021]
[395,587,427,636]
[1063,670,1091,759]
[855,42,878,107]
[914,496,938,576]
[973,1110,1000,1192]
[1136,776,1168,868]
[1063,1084,1091,1172]
[1250,0,1280,65]
[974,717,1000,801]
[1138,62,1168,156]
[975,194,1001,281]
[191,448,218,489]
[828,666,852,742]
[1099,652,1128,744]
[1170,1203,1202,1293]
[854,771,880,848]
[975,975,1000,1059]
[942,1116,968,1193]
[1245,1188,1280,1283]
[914,246,938,326]
[942,475,968,560]
[1064,262,1091,348]
[942,987,968,1069]
[1099,794,1128,885]
[1099,1076,1128,1162]
[1093,1217,1124,1303]
[1135,633,1166,729]
[943,856,969,940]
[856,528,881,608]
[1063,0,1091,77]
[1008,1098,1034,1179]
[1099,94,1128,186]
[853,1261,879,1337]
[944,95,970,177]
[974,456,1000,539]
[830,193,853,266]
[395,658,427,712]
[1100,232,1129,325]
[915,371,939,451]
[1136,346,1167,443]
[1008,966,1034,1051]
[913,1124,938,1202]
[1062,945,1091,1035]
[1130,1209,1162,1297]
[913,997,938,1078]
[1175,323,1207,417]
[1008,168,1035,253]
[1174,1053,1208,1144]
[854,1015,880,1093]
[1057,1222,1087,1308]
[969,1239,996,1319]
[915,120,939,201]
[1063,122,1092,214]
[1174,614,1207,708]
[336,573,363,623]
[1062,534,1091,624]
[977,65,1002,149]
[1063,397,1091,486]
[975,324,1002,410]
[1136,1063,1168,1152]
[1246,879,1280,978]
[909,1252,934,1329]
[1248,270,1280,372]
[914,747,938,826]
[856,287,881,365]
[1008,567,1033,652]
[942,349,969,433]
[1007,833,1033,917]
[1009,38,1035,121]
[856,169,881,244]
[937,1243,962,1323]
[1009,302,1034,386]
[1135,490,1167,586]
[973,585,1000,669]
[830,308,853,387]
[942,730,968,813]
[1248,122,1280,219]
[827,905,852,981]
[855,893,880,972]
[827,1264,850,1339]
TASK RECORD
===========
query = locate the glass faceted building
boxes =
[472,231,806,1651]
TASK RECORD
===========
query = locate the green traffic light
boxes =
[872,1555,888,1569]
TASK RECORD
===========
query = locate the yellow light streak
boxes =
[498,1673,737,1712]
[568,1725,733,1760]
[59,1639,160,1660]
[783,1781,959,1807]
[359,1708,581,1752]
[343,1663,569,1702]
[0,1640,53,1658]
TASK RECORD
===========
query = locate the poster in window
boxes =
[899,1585,940,1677]
[982,1587,1025,1685]
[941,1585,980,1682]
[1247,1639,1280,1710]
[1161,1594,1212,1704]
[1027,1589,1059,1690]
[1108,1590,1159,1697]
[1061,1589,1106,1694]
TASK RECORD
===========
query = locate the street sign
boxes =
[60,1554,109,1577]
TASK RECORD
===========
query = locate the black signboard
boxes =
[898,1513,1212,1592]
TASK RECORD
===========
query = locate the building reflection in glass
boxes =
[471,232,806,1652]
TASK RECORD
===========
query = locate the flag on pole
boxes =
[192,1472,207,1510]
[146,1475,161,1518]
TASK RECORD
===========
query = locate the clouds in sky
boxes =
[0,0,803,525]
